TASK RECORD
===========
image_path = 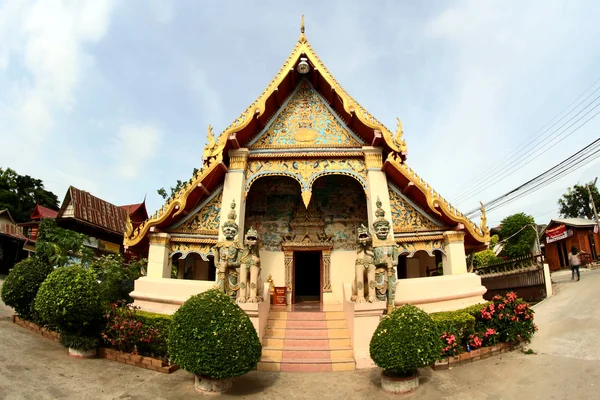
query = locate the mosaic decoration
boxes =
[245,157,367,207]
[388,185,444,232]
[170,190,222,234]
[169,242,214,261]
[249,81,363,148]
[397,239,445,258]
[245,176,367,251]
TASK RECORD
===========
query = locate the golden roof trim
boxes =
[167,228,219,235]
[123,153,224,247]
[395,235,444,243]
[248,151,363,159]
[386,153,490,243]
[170,237,218,245]
[202,29,407,163]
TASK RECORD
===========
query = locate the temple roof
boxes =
[123,19,489,248]
[30,204,58,220]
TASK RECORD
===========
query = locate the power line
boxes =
[474,142,600,215]
[451,76,600,202]
[453,95,600,205]
[482,148,600,214]
[466,137,600,216]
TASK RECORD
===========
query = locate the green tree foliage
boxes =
[0,168,59,223]
[34,265,103,347]
[157,168,199,199]
[499,213,536,258]
[168,289,262,379]
[473,249,498,269]
[0,257,54,320]
[489,234,499,248]
[558,182,600,219]
[90,254,145,303]
[369,304,442,377]
[35,219,94,267]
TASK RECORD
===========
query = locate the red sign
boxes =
[274,287,287,305]
[546,224,567,243]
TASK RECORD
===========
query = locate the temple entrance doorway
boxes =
[293,251,322,303]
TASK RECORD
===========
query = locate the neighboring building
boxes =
[543,218,599,271]
[124,24,490,314]
[0,209,28,275]
[19,204,59,253]
[56,186,147,258]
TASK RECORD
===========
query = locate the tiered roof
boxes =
[124,18,489,248]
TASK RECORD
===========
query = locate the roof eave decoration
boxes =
[202,17,408,166]
[124,153,224,247]
[385,153,490,244]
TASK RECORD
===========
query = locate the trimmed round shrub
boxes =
[168,289,261,379]
[370,304,442,377]
[0,257,54,320]
[34,265,103,341]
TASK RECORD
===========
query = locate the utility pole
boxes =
[587,177,600,234]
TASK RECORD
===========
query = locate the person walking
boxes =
[568,246,583,281]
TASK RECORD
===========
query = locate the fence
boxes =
[475,254,547,302]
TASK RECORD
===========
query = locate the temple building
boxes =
[124,20,490,368]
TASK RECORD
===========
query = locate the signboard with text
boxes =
[546,224,573,244]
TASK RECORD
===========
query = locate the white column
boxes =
[363,146,393,242]
[442,231,468,275]
[147,233,171,278]
[218,148,249,242]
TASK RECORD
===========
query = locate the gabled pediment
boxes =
[388,183,446,232]
[247,80,364,149]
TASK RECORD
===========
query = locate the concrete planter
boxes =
[68,347,97,359]
[381,371,419,394]
[194,375,233,394]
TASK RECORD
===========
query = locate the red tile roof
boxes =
[30,204,58,220]
[58,186,128,235]
[119,203,144,214]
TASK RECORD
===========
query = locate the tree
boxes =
[558,181,600,220]
[499,212,536,258]
[35,219,94,267]
[157,168,199,200]
[0,167,59,222]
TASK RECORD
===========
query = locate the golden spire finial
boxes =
[299,15,307,42]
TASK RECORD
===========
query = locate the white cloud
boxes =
[0,0,116,147]
[112,123,162,179]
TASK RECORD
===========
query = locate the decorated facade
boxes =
[125,21,490,315]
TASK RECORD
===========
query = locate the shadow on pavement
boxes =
[226,371,280,396]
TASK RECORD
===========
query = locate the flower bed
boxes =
[432,341,524,370]
[98,348,179,373]
[12,315,178,374]
[431,292,536,369]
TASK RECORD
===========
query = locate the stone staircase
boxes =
[257,308,355,372]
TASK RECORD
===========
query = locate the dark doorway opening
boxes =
[294,251,321,303]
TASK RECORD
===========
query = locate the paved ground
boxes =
[1,270,599,399]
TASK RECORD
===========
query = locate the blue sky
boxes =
[1,0,599,227]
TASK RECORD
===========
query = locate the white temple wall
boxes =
[329,250,356,304]
[260,250,286,288]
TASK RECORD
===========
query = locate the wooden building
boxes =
[543,218,599,271]
[56,186,148,259]
[0,209,28,275]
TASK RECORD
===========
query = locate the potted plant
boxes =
[168,289,262,394]
[34,265,103,358]
[370,304,442,394]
